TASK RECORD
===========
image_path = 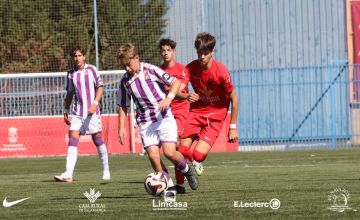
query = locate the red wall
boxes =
[0,113,237,158]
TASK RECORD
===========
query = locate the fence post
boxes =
[93,0,99,69]
[330,65,336,148]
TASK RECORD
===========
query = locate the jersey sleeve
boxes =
[65,71,74,93]
[220,64,234,94]
[117,79,130,108]
[150,65,175,86]
[181,66,190,84]
[90,66,103,88]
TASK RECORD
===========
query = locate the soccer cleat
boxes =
[167,186,177,192]
[175,185,186,194]
[102,171,111,181]
[192,160,204,176]
[54,174,73,183]
[183,166,199,190]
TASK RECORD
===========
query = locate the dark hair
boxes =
[69,46,86,57]
[159,38,177,50]
[194,32,216,54]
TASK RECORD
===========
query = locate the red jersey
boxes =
[161,62,190,115]
[182,59,234,120]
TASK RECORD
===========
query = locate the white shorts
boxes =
[139,116,178,149]
[70,115,102,135]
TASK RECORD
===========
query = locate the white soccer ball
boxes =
[144,172,168,196]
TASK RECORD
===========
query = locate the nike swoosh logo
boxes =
[204,136,212,142]
[3,197,30,207]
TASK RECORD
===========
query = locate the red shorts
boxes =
[174,113,187,135]
[180,113,223,146]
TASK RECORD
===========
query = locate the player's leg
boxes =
[146,145,163,172]
[191,140,211,175]
[146,145,175,189]
[176,114,200,191]
[178,136,195,161]
[87,114,110,180]
[159,117,198,190]
[54,130,80,182]
[173,113,187,193]
[177,112,202,161]
[92,132,110,180]
[192,118,223,175]
[162,142,198,190]
[54,116,83,182]
[141,124,176,189]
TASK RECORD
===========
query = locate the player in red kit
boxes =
[159,38,190,194]
[178,32,239,177]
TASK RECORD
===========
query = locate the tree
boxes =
[0,0,167,73]
[95,0,167,70]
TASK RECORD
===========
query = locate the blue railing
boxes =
[232,64,353,147]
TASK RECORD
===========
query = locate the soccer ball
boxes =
[144,172,168,196]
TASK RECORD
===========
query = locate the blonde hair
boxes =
[117,43,139,64]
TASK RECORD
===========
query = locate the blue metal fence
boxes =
[231,64,353,147]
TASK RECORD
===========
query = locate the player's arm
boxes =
[158,78,181,112]
[175,82,199,103]
[63,90,73,125]
[228,89,239,143]
[118,106,127,145]
[117,80,129,145]
[88,86,103,115]
[175,67,199,102]
[166,80,199,102]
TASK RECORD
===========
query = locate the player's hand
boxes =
[88,103,97,116]
[64,112,70,125]
[228,128,238,143]
[158,97,172,112]
[188,92,200,103]
[118,129,126,145]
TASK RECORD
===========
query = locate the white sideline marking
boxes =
[0,113,118,119]
[169,163,315,169]
[205,164,315,169]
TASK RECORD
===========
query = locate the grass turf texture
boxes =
[0,148,359,219]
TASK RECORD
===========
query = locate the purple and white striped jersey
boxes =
[117,62,175,128]
[66,64,103,117]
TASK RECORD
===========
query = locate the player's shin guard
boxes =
[178,145,193,161]
[65,137,79,177]
[93,135,109,173]
[192,149,207,162]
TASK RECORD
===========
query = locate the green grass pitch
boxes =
[0,148,359,219]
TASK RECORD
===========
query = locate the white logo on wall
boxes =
[152,190,187,211]
[78,188,106,212]
[327,188,357,212]
[8,127,18,143]
[1,127,25,151]
[233,198,280,210]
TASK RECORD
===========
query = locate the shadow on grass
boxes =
[119,181,143,184]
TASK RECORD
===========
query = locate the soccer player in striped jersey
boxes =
[117,43,199,192]
[54,46,110,182]
[159,38,189,194]
[178,32,239,176]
